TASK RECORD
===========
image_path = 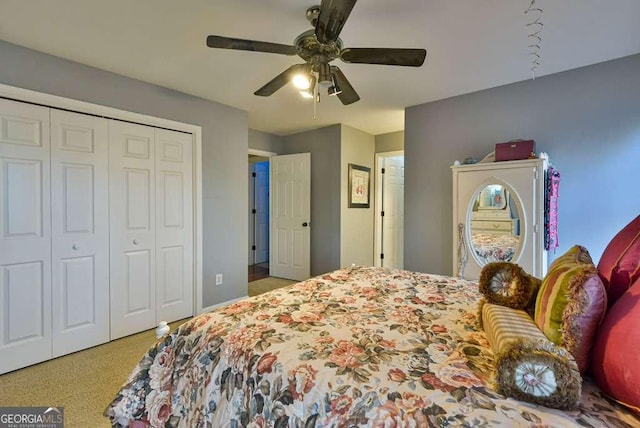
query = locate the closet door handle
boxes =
[133,239,140,245]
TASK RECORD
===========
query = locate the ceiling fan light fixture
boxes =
[318,63,332,88]
[299,75,317,99]
[328,73,342,96]
[299,90,314,99]
[292,72,312,90]
[328,85,342,96]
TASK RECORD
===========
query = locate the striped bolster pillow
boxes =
[482,303,582,410]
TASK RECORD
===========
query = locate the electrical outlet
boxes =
[215,273,223,285]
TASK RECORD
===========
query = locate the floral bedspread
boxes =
[472,233,520,262]
[105,267,638,427]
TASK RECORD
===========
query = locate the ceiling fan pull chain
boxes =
[313,78,318,119]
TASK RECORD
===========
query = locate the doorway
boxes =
[374,151,405,269]
[248,150,273,282]
[247,150,312,282]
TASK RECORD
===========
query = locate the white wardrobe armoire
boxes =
[452,158,549,280]
[0,89,201,374]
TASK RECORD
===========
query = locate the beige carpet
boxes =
[0,278,295,427]
[248,276,296,296]
[0,319,186,427]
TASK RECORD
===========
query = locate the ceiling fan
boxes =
[206,0,427,105]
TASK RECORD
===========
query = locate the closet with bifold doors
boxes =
[109,120,193,340]
[0,96,195,374]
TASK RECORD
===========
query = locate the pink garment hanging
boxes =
[545,166,560,252]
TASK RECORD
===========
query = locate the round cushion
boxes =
[591,276,640,414]
[478,262,540,311]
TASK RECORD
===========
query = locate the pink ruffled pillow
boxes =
[597,214,640,307]
[591,276,640,414]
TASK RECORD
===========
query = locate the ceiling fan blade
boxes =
[206,35,297,56]
[254,64,306,96]
[315,0,357,44]
[341,48,427,67]
[331,66,360,105]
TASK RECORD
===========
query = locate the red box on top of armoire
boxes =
[495,140,536,161]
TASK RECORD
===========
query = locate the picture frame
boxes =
[348,163,371,208]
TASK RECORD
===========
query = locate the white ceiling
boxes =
[1,0,639,136]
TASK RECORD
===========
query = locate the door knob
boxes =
[302,222,308,227]
[133,239,140,245]
[72,243,80,250]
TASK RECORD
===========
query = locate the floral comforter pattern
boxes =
[105,267,638,427]
[472,233,520,262]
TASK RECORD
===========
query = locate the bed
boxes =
[105,266,639,427]
[471,232,520,262]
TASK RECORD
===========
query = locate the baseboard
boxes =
[199,295,249,315]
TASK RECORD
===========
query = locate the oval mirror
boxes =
[467,183,523,265]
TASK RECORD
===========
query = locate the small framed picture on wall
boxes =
[348,164,370,208]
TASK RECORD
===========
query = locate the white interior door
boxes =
[254,161,269,264]
[155,128,193,323]
[0,99,52,374]
[50,109,109,357]
[270,153,310,281]
[109,120,156,339]
[381,156,405,269]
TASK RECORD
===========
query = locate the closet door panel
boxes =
[51,110,109,357]
[155,129,193,322]
[110,121,156,339]
[0,99,51,374]
[125,250,152,311]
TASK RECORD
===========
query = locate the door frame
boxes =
[0,83,205,314]
[248,149,276,267]
[374,150,404,267]
[249,149,277,158]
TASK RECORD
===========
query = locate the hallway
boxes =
[248,262,269,282]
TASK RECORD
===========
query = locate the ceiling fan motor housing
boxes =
[294,30,343,64]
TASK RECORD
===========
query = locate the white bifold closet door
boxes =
[109,122,193,339]
[109,121,157,339]
[0,99,52,373]
[50,109,110,357]
[155,129,193,323]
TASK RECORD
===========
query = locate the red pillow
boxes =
[597,214,640,306]
[591,276,640,414]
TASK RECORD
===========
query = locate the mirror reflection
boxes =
[469,184,521,264]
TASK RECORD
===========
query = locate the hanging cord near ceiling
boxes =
[525,0,544,79]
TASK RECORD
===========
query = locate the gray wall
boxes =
[340,125,375,267]
[249,129,284,153]
[0,41,249,308]
[376,131,404,153]
[405,53,640,276]
[283,125,342,276]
